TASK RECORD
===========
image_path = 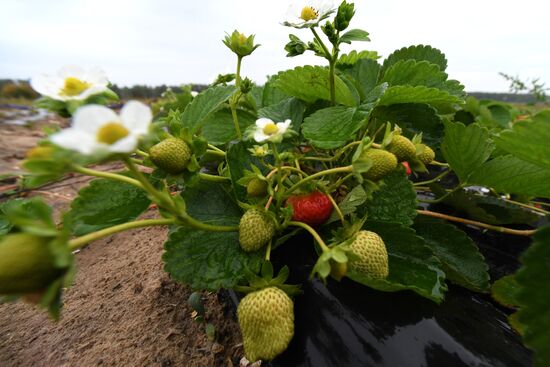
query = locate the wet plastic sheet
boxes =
[263,226,532,367]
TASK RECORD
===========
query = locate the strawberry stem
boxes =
[68,218,176,250]
[72,164,143,189]
[416,209,536,237]
[288,221,330,252]
[285,165,354,197]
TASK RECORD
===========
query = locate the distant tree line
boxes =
[0,79,544,104]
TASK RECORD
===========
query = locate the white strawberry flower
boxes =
[282,0,336,29]
[31,65,109,101]
[252,118,292,143]
[50,101,152,155]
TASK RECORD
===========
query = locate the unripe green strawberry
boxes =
[0,233,61,295]
[349,230,389,279]
[418,146,435,165]
[361,149,398,181]
[330,260,348,281]
[238,287,294,362]
[149,138,192,174]
[239,209,275,252]
[387,135,416,162]
[247,178,268,197]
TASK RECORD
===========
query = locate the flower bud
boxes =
[222,30,260,58]
[334,1,355,31]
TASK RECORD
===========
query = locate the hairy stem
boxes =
[285,165,354,196]
[288,221,330,252]
[413,170,451,186]
[416,209,536,236]
[72,165,143,189]
[198,172,230,182]
[68,218,176,250]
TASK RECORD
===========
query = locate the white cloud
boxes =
[1,0,549,91]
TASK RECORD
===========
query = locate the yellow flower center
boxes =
[263,123,279,135]
[96,122,130,145]
[60,77,91,96]
[300,6,318,21]
[239,33,247,44]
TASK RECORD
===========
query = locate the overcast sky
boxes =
[1,0,549,92]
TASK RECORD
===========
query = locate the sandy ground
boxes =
[0,111,244,366]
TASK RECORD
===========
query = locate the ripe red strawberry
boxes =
[286,191,333,226]
[402,161,412,175]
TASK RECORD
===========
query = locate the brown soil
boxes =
[0,116,244,366]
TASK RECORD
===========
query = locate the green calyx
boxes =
[149,138,192,174]
[223,30,260,58]
[0,233,62,295]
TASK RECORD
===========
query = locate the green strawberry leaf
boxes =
[261,76,290,107]
[380,44,448,76]
[1,197,57,236]
[413,217,490,292]
[339,29,370,44]
[181,85,236,133]
[338,58,381,102]
[258,97,306,131]
[376,85,463,114]
[164,181,262,290]
[380,59,464,98]
[226,142,271,202]
[364,169,418,226]
[492,274,521,309]
[180,181,242,225]
[302,106,369,149]
[468,155,550,199]
[441,121,494,182]
[64,177,151,236]
[516,225,550,367]
[496,110,550,170]
[348,221,447,303]
[371,103,443,150]
[163,228,262,291]
[272,65,356,106]
[201,108,256,146]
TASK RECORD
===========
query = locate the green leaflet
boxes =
[365,169,418,226]
[376,85,463,114]
[258,97,306,131]
[371,103,443,149]
[468,155,550,199]
[441,121,494,182]
[348,221,447,303]
[338,58,381,102]
[516,226,550,367]
[302,106,368,149]
[163,228,263,291]
[181,85,236,133]
[380,59,464,98]
[380,44,448,76]
[496,111,550,170]
[64,178,151,236]
[492,274,521,309]
[163,181,262,290]
[226,142,271,202]
[201,108,256,146]
[413,217,490,292]
[272,65,356,106]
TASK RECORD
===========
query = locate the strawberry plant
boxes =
[1,1,549,365]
